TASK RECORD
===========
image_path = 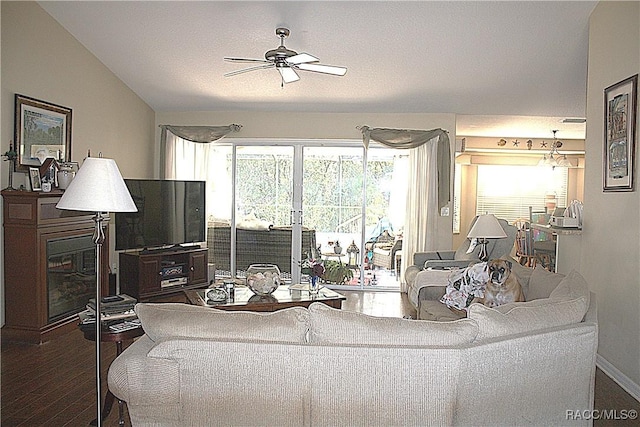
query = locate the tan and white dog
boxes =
[481,259,525,308]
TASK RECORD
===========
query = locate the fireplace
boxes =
[2,190,109,343]
[47,235,96,322]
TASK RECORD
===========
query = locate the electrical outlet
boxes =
[440,206,450,216]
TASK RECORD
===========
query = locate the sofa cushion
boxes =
[550,269,590,306]
[135,303,309,343]
[308,302,478,346]
[526,265,565,300]
[468,296,588,341]
[419,300,466,322]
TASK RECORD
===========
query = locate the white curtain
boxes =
[359,126,450,292]
[162,125,240,220]
[402,140,439,291]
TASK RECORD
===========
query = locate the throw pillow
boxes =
[550,269,590,307]
[308,302,478,346]
[468,296,588,341]
[526,265,565,300]
[136,303,309,343]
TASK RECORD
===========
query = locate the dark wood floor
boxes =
[2,290,639,426]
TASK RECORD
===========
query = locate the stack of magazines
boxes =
[79,294,138,328]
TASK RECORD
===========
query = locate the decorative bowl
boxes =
[246,264,281,296]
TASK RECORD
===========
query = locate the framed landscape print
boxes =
[603,74,638,192]
[14,94,72,172]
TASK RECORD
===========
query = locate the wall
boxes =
[0,2,156,325]
[584,1,640,397]
[155,111,457,250]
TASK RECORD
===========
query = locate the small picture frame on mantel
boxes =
[29,167,42,191]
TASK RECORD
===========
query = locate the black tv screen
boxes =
[115,179,206,251]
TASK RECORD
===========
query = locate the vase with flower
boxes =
[301,257,325,295]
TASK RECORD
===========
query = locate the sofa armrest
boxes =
[423,259,477,270]
[419,284,447,302]
[108,335,181,406]
[413,250,456,268]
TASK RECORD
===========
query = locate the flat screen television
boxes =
[115,179,206,251]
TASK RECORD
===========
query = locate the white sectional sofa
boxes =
[109,268,596,426]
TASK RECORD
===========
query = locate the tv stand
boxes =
[119,247,208,301]
[140,244,201,255]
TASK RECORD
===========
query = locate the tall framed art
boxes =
[603,74,638,192]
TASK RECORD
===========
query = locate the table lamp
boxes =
[56,156,136,427]
[466,214,507,262]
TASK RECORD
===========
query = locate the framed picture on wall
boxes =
[603,74,638,192]
[14,94,72,173]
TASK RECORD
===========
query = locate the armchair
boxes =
[371,239,402,270]
[405,216,516,310]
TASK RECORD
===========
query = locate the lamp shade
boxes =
[467,214,507,239]
[56,157,137,213]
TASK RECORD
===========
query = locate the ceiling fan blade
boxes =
[286,53,319,64]
[224,63,274,77]
[224,57,271,64]
[295,63,347,76]
[278,66,300,83]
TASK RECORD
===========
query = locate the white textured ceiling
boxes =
[38,1,596,139]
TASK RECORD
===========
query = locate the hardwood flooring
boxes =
[2,290,638,426]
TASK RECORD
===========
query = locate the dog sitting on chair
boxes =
[480,259,525,308]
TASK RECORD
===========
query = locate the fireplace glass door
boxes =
[47,234,96,322]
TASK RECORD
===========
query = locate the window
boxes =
[476,165,568,223]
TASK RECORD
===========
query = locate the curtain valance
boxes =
[160,124,242,143]
[359,125,450,209]
[160,124,242,179]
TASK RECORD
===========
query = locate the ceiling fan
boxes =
[224,28,347,84]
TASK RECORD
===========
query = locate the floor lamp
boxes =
[56,157,136,427]
[466,213,507,262]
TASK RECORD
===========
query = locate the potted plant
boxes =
[321,260,354,284]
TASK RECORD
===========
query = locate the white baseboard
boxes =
[596,354,640,402]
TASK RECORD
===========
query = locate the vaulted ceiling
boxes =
[38,1,597,138]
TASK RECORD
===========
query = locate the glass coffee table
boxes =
[184,285,346,312]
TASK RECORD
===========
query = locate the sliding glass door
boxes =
[173,137,406,290]
[233,145,296,280]
[302,146,364,286]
